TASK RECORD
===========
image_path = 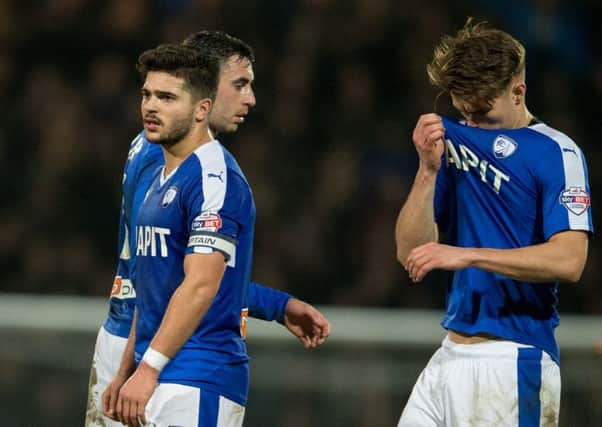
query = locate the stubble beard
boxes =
[149,112,194,147]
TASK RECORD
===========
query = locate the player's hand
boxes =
[283,298,330,348]
[102,371,130,421]
[406,242,472,282]
[116,362,159,427]
[412,113,445,173]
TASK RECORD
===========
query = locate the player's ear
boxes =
[194,97,212,122]
[511,81,526,105]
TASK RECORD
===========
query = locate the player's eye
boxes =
[233,79,249,91]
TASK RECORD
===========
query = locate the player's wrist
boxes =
[417,164,439,179]
[141,347,171,373]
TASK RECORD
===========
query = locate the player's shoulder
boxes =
[127,131,162,164]
[188,140,246,180]
[527,122,583,155]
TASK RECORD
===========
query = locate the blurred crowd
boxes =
[2,0,602,314]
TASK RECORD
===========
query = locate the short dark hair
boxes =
[136,43,219,100]
[181,30,255,70]
[427,18,526,113]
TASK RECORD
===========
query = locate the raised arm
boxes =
[395,114,445,267]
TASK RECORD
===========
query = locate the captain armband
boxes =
[187,231,237,265]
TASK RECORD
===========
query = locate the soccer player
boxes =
[395,20,592,426]
[109,42,243,426]
[86,32,329,427]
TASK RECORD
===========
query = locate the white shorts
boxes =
[398,336,560,427]
[85,325,128,427]
[145,383,245,427]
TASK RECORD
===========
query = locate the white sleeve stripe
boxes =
[119,224,131,260]
[195,141,227,213]
[531,124,591,230]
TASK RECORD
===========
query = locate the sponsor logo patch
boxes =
[110,276,136,298]
[191,211,222,232]
[162,186,178,207]
[559,187,590,215]
[493,135,518,159]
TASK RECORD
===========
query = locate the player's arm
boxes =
[407,230,589,284]
[248,281,291,322]
[249,282,330,348]
[116,252,226,426]
[102,308,137,421]
[395,114,445,267]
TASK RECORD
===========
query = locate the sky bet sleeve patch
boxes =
[559,187,590,216]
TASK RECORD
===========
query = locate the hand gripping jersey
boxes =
[435,117,593,363]
[134,140,254,405]
[103,134,290,339]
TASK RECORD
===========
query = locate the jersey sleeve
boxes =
[185,169,249,266]
[248,282,292,324]
[538,144,593,240]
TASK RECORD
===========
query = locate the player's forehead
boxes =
[143,71,187,93]
[219,55,254,82]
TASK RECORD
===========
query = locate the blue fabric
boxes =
[103,133,296,340]
[517,347,543,427]
[248,282,291,324]
[135,140,252,404]
[436,117,593,363]
[199,386,219,427]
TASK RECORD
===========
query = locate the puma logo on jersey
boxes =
[136,225,170,257]
[446,139,510,194]
[208,171,224,182]
[562,147,577,156]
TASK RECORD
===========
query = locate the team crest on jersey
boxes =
[192,211,222,232]
[493,135,518,159]
[559,187,590,215]
[162,186,178,207]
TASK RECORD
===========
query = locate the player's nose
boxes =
[245,89,256,108]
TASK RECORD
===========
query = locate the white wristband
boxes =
[141,347,171,372]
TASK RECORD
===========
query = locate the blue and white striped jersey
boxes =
[103,134,290,339]
[134,140,254,405]
[435,116,593,363]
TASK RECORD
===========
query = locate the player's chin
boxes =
[144,131,162,144]
[221,123,240,134]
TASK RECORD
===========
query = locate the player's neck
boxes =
[509,105,533,129]
[162,126,213,175]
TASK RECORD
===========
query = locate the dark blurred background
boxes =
[2,0,600,312]
[1,1,602,425]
